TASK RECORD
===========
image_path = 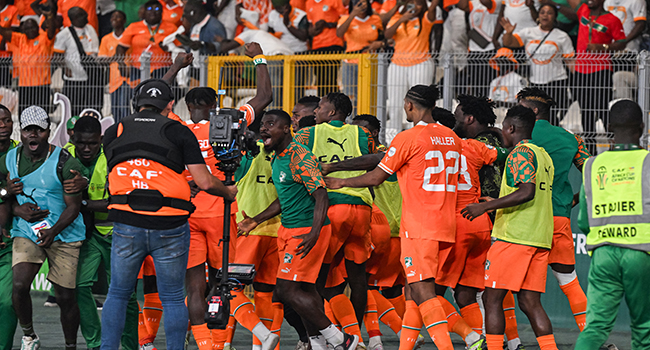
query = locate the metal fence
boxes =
[1,51,649,153]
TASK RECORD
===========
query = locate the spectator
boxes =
[493,0,539,48]
[116,0,178,82]
[569,0,625,152]
[0,8,57,112]
[161,0,183,26]
[537,0,581,44]
[44,0,99,31]
[237,0,272,30]
[213,0,238,38]
[268,0,309,53]
[97,0,117,38]
[337,0,384,117]
[99,10,131,122]
[306,0,346,96]
[175,0,227,55]
[488,47,527,103]
[384,0,441,142]
[440,0,469,73]
[0,106,87,350]
[501,4,575,123]
[16,0,37,17]
[0,0,19,86]
[458,0,502,97]
[291,95,319,130]
[114,0,150,25]
[54,7,102,116]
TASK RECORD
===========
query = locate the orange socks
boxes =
[418,298,453,350]
[225,315,237,345]
[270,302,284,337]
[503,292,519,341]
[324,300,340,328]
[138,303,151,345]
[364,291,382,338]
[537,334,558,350]
[192,324,213,350]
[230,290,263,331]
[387,294,406,318]
[211,316,236,350]
[372,290,402,334]
[329,294,363,340]
[460,303,483,335]
[397,300,423,350]
[142,293,163,343]
[485,334,504,350]
[436,296,474,341]
[559,278,587,331]
[253,291,274,346]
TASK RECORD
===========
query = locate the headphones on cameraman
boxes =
[131,78,173,112]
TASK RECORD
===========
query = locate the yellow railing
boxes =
[207,53,377,115]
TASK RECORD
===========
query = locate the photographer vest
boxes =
[311,122,373,206]
[583,148,650,253]
[106,110,193,216]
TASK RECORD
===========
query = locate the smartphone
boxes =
[405,3,416,12]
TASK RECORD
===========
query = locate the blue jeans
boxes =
[111,82,131,123]
[101,222,191,350]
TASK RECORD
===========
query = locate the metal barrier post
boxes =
[638,51,650,148]
[283,56,294,114]
[376,52,388,145]
[442,53,454,111]
[199,55,208,87]
[140,51,151,81]
[358,53,372,115]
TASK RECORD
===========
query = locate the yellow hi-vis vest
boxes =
[235,143,280,237]
[312,123,373,206]
[68,145,112,236]
[583,149,650,253]
[374,175,402,238]
[492,143,554,248]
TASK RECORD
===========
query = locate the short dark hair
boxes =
[296,95,320,110]
[114,10,127,19]
[298,115,316,129]
[504,105,536,134]
[457,94,497,126]
[144,0,162,8]
[185,87,217,106]
[74,116,102,135]
[516,87,555,119]
[406,84,439,109]
[431,107,455,129]
[609,100,643,130]
[325,92,352,117]
[353,114,381,133]
[265,109,292,126]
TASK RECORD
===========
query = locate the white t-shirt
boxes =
[267,8,309,53]
[604,0,646,51]
[468,0,501,52]
[235,29,294,55]
[489,71,527,103]
[515,26,574,84]
[53,25,99,81]
[503,0,539,34]
[216,0,238,39]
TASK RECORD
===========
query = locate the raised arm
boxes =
[243,42,273,117]
[499,17,521,48]
[426,0,439,22]
[162,52,194,84]
[385,9,415,38]
[338,3,367,38]
[492,5,505,49]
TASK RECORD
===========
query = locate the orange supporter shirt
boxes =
[7,31,53,86]
[291,0,307,10]
[15,0,36,17]
[378,122,462,242]
[338,14,383,52]
[160,0,183,27]
[388,14,437,66]
[306,0,346,49]
[0,5,20,57]
[168,111,183,122]
[455,138,497,233]
[119,20,177,70]
[58,0,99,31]
[379,0,396,14]
[99,32,127,93]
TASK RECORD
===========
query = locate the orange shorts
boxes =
[369,237,404,288]
[325,253,347,288]
[366,207,391,276]
[325,204,372,264]
[548,216,576,265]
[401,237,453,284]
[234,235,279,285]
[436,230,491,290]
[277,225,331,283]
[138,255,156,279]
[188,215,237,269]
[484,240,549,293]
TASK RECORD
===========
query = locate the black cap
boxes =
[135,79,174,110]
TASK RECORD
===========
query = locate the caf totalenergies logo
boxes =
[596,166,607,190]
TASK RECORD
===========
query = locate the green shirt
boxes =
[0,140,18,246]
[271,141,330,229]
[532,119,590,218]
[0,145,88,196]
[294,120,377,206]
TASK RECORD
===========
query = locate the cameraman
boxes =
[101,77,236,350]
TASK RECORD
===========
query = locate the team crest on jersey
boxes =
[284,253,293,264]
[171,13,178,17]
[371,25,376,30]
[404,257,413,267]
[485,259,490,270]
[279,171,287,182]
[3,17,8,22]
[34,40,39,46]
[388,147,396,157]
[323,5,329,11]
